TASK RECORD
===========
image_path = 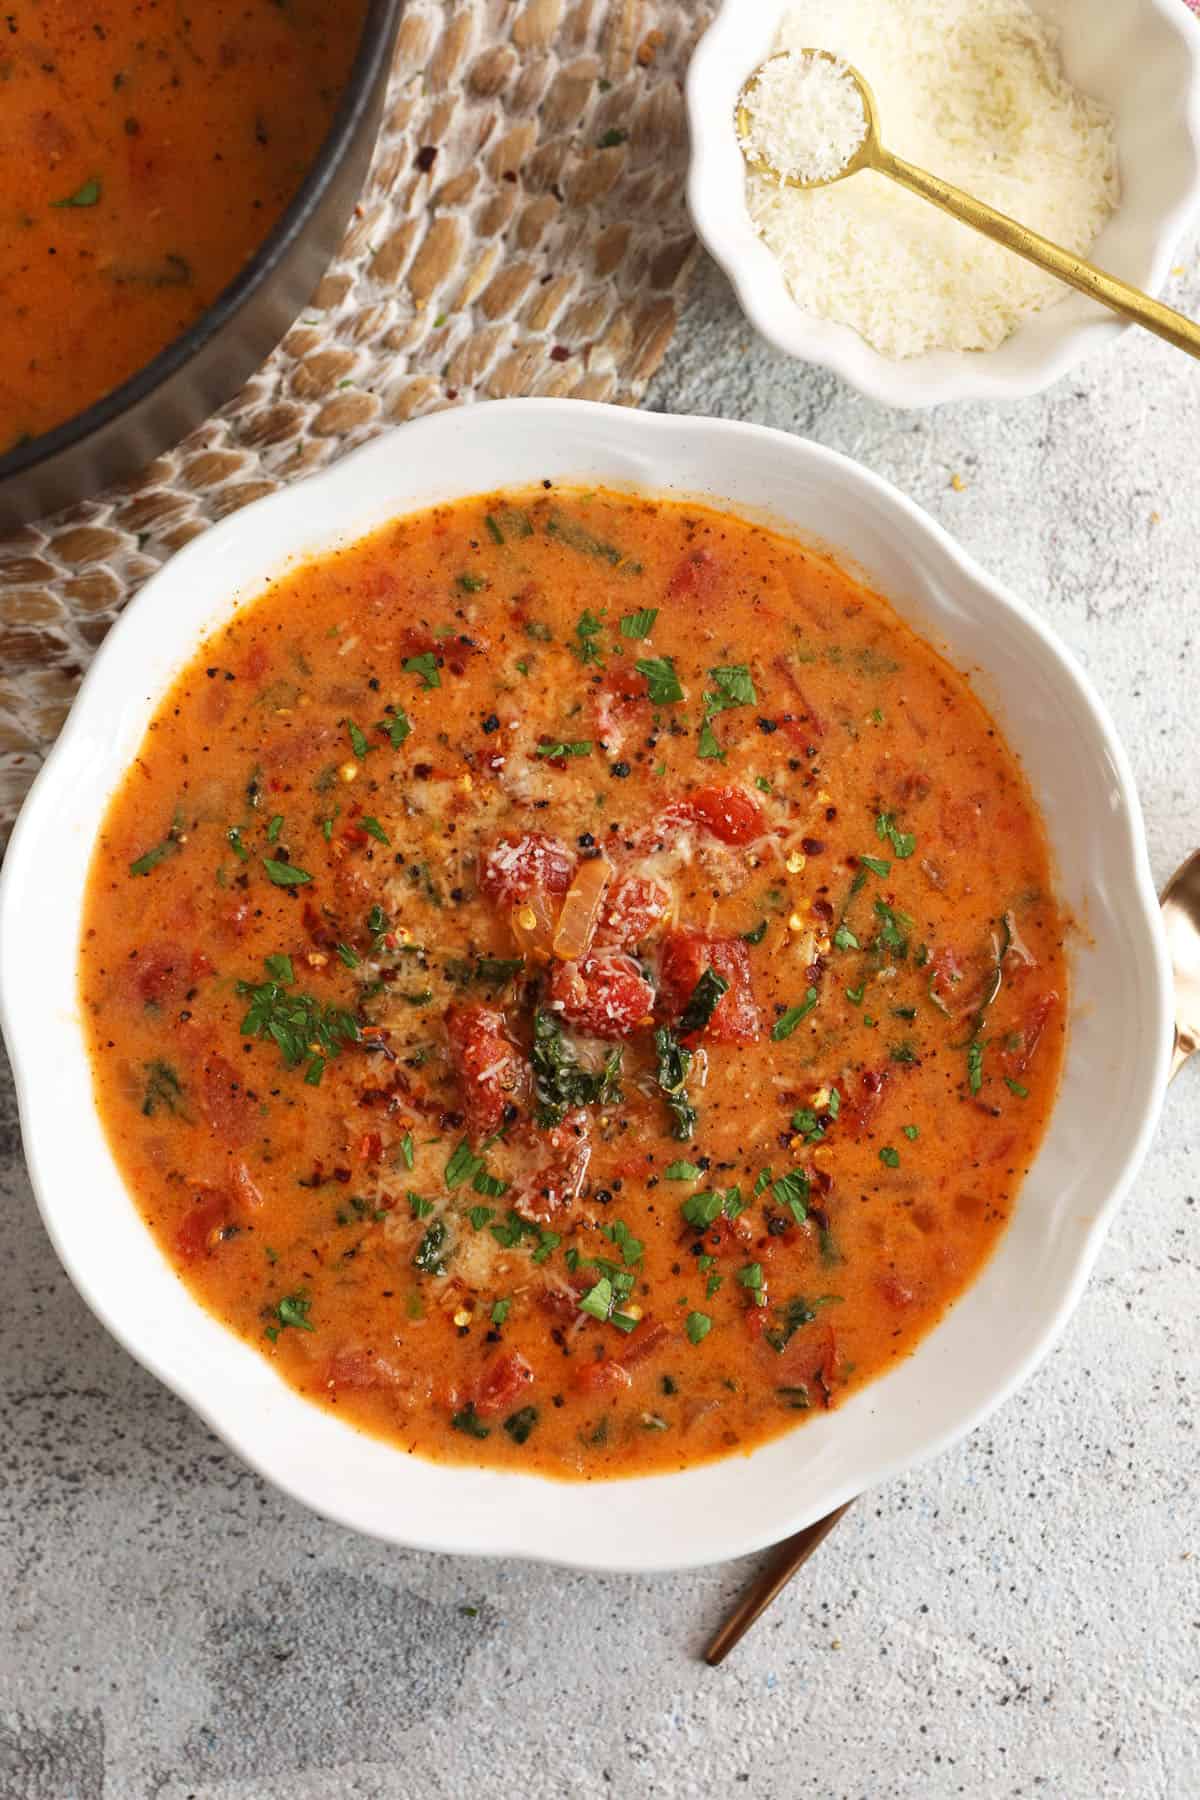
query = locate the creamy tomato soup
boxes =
[79,490,1066,1478]
[1,0,367,447]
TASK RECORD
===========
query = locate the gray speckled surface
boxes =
[4,253,1200,1800]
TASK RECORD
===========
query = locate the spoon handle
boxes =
[873,147,1200,360]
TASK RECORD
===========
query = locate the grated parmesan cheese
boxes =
[740,52,867,185]
[745,0,1119,357]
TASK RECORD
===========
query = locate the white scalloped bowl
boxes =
[687,0,1200,407]
[0,402,1173,1569]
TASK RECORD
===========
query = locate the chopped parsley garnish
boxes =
[635,655,683,704]
[546,512,623,564]
[580,1277,614,1320]
[458,571,487,592]
[451,1402,489,1439]
[681,1190,723,1228]
[572,608,606,666]
[444,1140,482,1189]
[266,814,284,843]
[129,817,184,877]
[531,1009,622,1127]
[237,958,359,1076]
[677,967,729,1038]
[377,707,412,748]
[664,1160,702,1181]
[346,720,370,759]
[685,1311,712,1344]
[705,663,757,713]
[491,1298,512,1326]
[52,176,102,208]
[737,1262,765,1296]
[263,857,313,887]
[890,1041,917,1064]
[227,825,250,862]
[264,952,293,983]
[408,1193,435,1219]
[535,739,593,759]
[697,719,726,761]
[772,988,818,1040]
[858,853,890,878]
[876,812,916,859]
[399,1132,415,1169]
[414,1219,450,1274]
[879,1146,901,1168]
[772,1168,809,1222]
[335,943,359,969]
[967,1038,985,1093]
[654,1025,697,1140]
[360,816,390,844]
[833,924,860,952]
[621,608,658,639]
[403,652,441,689]
[743,919,768,945]
[845,983,865,1003]
[504,1405,538,1444]
[873,898,912,957]
[141,1060,188,1120]
[903,1124,920,1140]
[1005,1076,1029,1098]
[468,1205,494,1231]
[270,1292,314,1335]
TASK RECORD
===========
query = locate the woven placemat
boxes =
[0,0,709,837]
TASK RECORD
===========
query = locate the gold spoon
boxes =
[706,847,1200,1665]
[737,50,1200,360]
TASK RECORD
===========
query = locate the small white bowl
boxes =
[687,0,1200,406]
[0,401,1173,1570]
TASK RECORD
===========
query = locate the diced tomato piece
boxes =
[129,942,209,1008]
[592,873,670,949]
[594,668,650,749]
[686,785,763,846]
[239,643,270,682]
[694,1213,755,1256]
[939,791,988,849]
[474,1350,535,1417]
[444,1004,523,1143]
[478,833,575,907]
[175,1186,234,1262]
[620,1318,671,1369]
[573,1356,633,1395]
[199,1052,258,1147]
[773,656,826,738]
[1000,991,1059,1077]
[510,1112,592,1223]
[755,1317,838,1405]
[840,1067,890,1140]
[877,1273,915,1309]
[323,1350,391,1391]
[666,547,719,602]
[658,929,762,1045]
[547,953,655,1040]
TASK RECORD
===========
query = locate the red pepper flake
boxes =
[549,345,571,363]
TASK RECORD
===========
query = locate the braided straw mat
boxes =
[0,0,710,838]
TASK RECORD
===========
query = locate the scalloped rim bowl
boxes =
[686,0,1200,407]
[0,401,1173,1570]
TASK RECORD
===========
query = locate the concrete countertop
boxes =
[2,253,1198,1799]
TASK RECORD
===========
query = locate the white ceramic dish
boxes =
[0,400,1173,1570]
[686,0,1200,407]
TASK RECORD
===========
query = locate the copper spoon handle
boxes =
[704,1502,854,1665]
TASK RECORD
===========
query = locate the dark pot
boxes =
[0,0,402,532]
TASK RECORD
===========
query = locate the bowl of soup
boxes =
[0,401,1172,1569]
[0,0,399,529]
